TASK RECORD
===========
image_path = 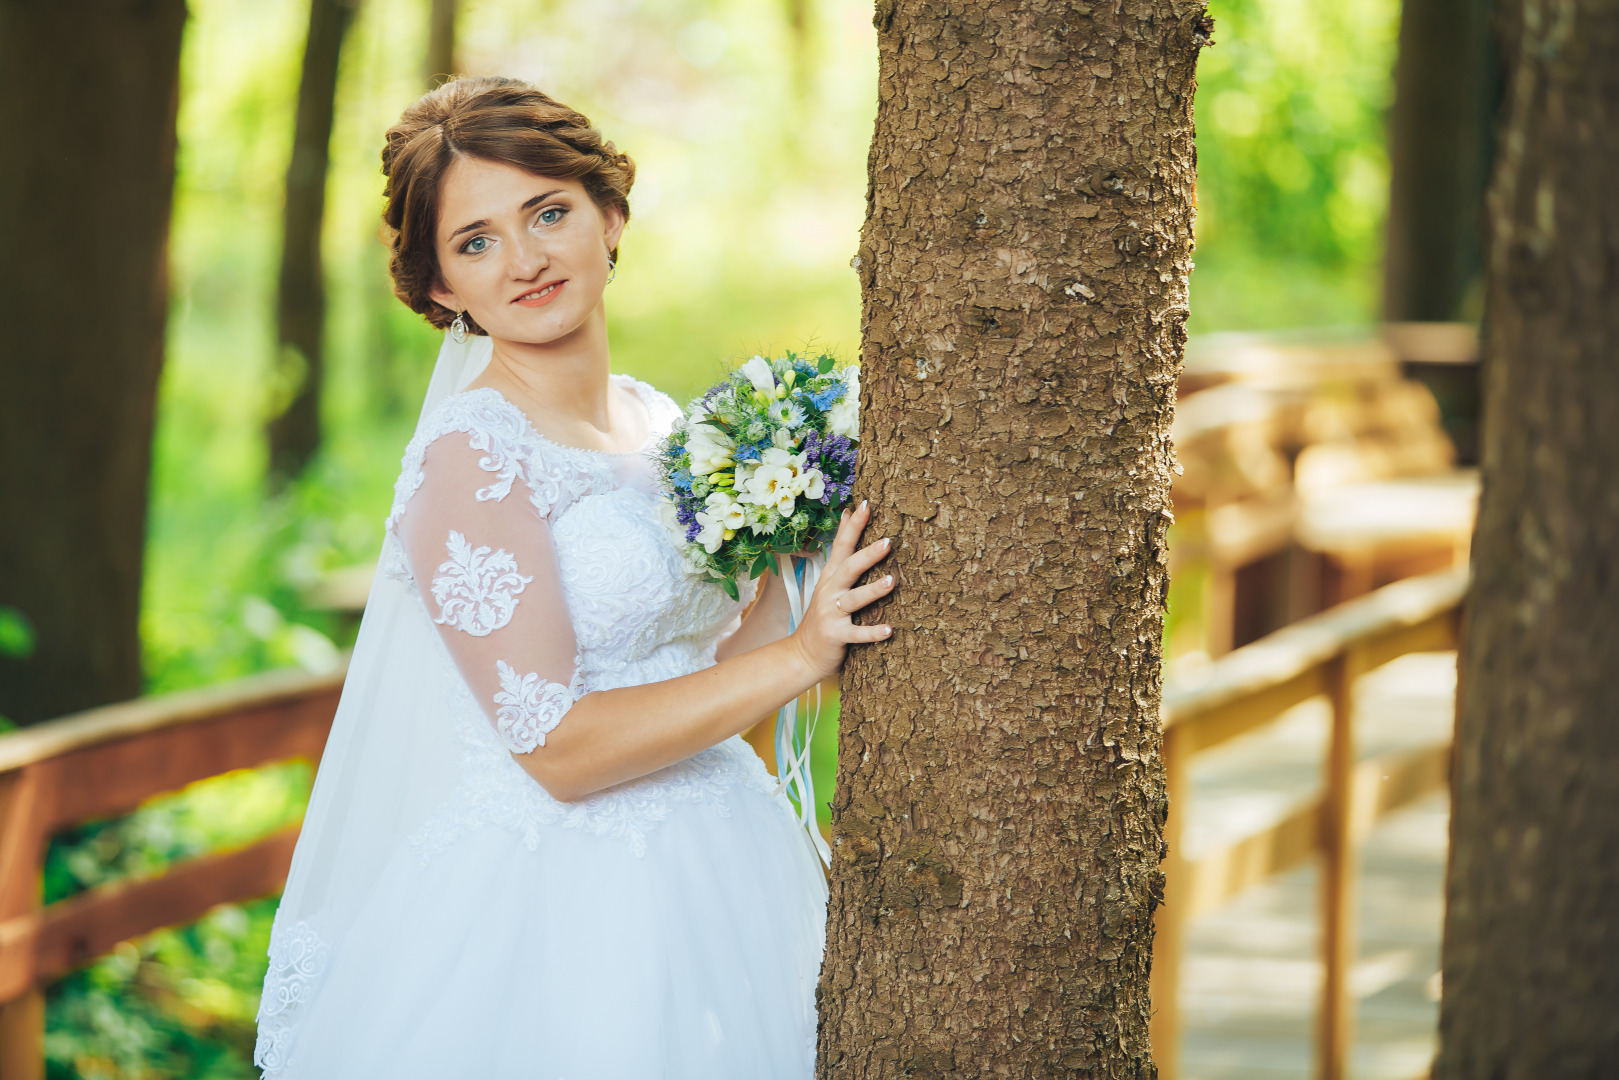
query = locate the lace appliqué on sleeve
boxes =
[254,919,329,1078]
[381,391,610,590]
[492,660,586,753]
[431,531,532,636]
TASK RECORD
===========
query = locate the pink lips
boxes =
[512,280,565,307]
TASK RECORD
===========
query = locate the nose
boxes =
[507,229,548,280]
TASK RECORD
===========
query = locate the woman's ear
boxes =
[603,203,627,255]
[428,280,460,316]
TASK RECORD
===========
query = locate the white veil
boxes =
[254,332,492,1075]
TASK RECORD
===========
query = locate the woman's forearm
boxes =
[516,634,818,801]
[518,505,895,802]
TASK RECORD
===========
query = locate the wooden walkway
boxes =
[1174,651,1455,1079]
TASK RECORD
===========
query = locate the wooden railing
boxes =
[0,567,1466,1079]
[0,667,345,1080]
[1149,566,1468,1080]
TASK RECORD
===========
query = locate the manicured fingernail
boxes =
[883,575,893,586]
[882,626,893,636]
[882,537,891,549]
[860,499,868,511]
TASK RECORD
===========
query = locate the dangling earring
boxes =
[450,310,468,343]
[605,254,617,285]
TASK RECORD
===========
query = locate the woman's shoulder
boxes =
[395,388,539,503]
[387,388,595,536]
[415,386,535,453]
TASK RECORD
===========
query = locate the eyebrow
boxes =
[446,189,566,243]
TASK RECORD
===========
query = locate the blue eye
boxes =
[539,207,566,225]
[463,236,489,254]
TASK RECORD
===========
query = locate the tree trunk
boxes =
[424,0,458,87]
[268,0,358,485]
[0,0,186,725]
[1435,0,1619,1073]
[1382,0,1497,323]
[818,2,1206,1075]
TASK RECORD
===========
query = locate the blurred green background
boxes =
[46,0,1398,1073]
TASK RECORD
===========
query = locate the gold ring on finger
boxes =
[834,594,849,615]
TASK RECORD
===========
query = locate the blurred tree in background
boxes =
[424,0,460,87]
[1382,0,1495,323]
[0,0,187,728]
[266,0,363,485]
[1437,0,1619,1069]
[12,0,1413,1072]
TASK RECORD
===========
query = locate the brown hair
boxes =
[380,76,636,335]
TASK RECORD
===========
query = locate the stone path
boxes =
[1175,652,1456,1080]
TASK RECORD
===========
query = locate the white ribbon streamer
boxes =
[775,551,832,866]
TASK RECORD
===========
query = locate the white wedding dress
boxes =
[254,354,827,1079]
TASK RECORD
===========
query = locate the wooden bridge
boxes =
[0,568,1466,1079]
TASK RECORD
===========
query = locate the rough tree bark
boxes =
[0,0,186,725]
[1435,0,1619,1074]
[268,0,359,484]
[1382,0,1496,323]
[818,1,1206,1075]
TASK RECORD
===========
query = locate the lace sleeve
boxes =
[395,431,585,754]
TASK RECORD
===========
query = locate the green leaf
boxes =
[721,576,741,602]
[750,551,771,579]
[764,550,781,575]
[817,356,835,374]
[0,607,34,661]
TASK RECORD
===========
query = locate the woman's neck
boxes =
[476,306,646,453]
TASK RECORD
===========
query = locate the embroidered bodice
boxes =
[384,375,775,856]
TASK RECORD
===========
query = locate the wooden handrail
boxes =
[1163,566,1467,737]
[0,664,346,1080]
[1150,567,1466,1080]
[0,666,345,775]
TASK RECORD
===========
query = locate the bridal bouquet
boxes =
[659,352,860,600]
[659,353,859,865]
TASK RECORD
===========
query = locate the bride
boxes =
[253,75,893,1078]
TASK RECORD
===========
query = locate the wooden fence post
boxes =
[0,768,43,1080]
[1150,724,1189,1080]
[1318,651,1360,1080]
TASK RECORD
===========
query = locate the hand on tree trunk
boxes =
[785,501,894,681]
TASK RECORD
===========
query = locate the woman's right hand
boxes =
[788,500,895,681]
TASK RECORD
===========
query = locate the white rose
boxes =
[827,364,860,441]
[685,422,735,476]
[739,355,777,396]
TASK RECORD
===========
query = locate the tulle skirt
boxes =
[278,781,827,1079]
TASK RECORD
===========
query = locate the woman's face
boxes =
[428,155,624,346]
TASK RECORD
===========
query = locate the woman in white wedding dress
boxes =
[253,77,893,1079]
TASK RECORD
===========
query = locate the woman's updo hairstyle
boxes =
[381,75,636,335]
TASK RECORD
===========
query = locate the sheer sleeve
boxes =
[393,431,585,755]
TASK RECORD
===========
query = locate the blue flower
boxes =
[808,385,845,410]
